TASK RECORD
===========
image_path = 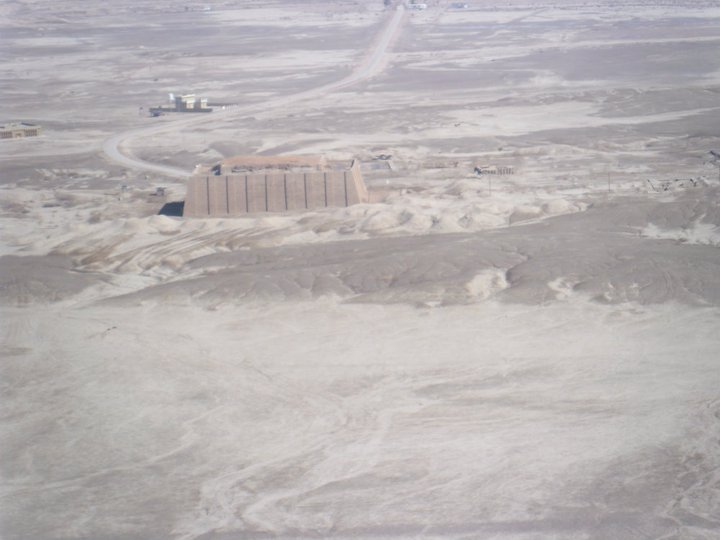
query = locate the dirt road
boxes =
[102,5,406,179]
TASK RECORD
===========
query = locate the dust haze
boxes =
[2,1,720,539]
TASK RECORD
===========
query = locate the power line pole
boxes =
[709,151,720,183]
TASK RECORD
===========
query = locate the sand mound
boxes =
[102,189,720,308]
[0,255,102,304]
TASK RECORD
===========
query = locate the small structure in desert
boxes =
[173,94,211,112]
[1,122,42,139]
[183,156,369,217]
[474,165,514,176]
[149,93,212,116]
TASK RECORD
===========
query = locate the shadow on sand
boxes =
[158,201,184,217]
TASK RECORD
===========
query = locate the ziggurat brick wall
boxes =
[184,156,368,217]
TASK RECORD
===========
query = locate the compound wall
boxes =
[184,160,368,217]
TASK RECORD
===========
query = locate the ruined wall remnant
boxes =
[183,156,368,217]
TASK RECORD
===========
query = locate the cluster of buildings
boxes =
[149,93,212,116]
[1,122,42,139]
[181,154,520,217]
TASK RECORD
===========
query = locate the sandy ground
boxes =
[2,0,720,539]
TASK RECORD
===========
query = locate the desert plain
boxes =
[1,0,720,539]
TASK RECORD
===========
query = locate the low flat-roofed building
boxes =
[149,93,212,116]
[0,123,42,139]
[184,156,369,217]
[175,94,211,112]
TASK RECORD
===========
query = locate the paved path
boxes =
[102,6,406,179]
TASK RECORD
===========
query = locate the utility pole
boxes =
[607,169,610,193]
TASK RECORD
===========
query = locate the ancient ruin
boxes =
[183,156,368,217]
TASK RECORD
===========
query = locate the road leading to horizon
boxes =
[102,5,406,179]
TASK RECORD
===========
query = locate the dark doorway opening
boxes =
[158,201,184,216]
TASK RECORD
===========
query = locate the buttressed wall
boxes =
[183,156,369,217]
